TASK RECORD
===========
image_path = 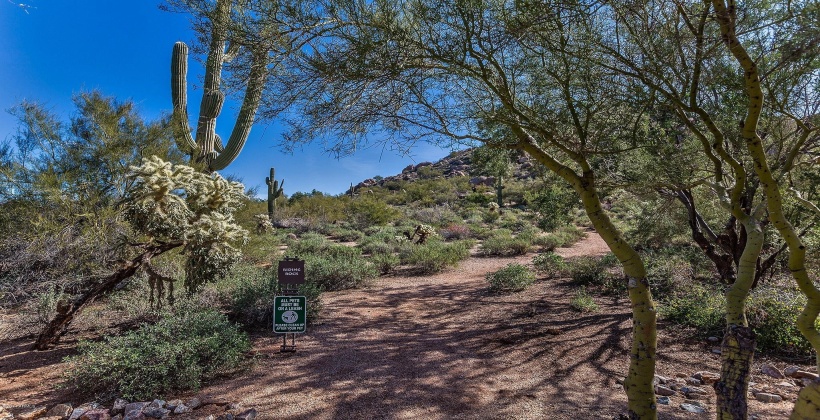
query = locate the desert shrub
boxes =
[747,287,816,356]
[566,255,625,294]
[328,227,364,243]
[534,226,585,251]
[570,287,599,312]
[525,183,577,231]
[658,282,724,338]
[304,253,379,291]
[467,224,492,240]
[480,230,531,256]
[345,197,402,229]
[214,264,323,328]
[465,191,493,206]
[286,232,329,255]
[487,263,536,293]
[360,240,394,256]
[411,205,461,227]
[400,240,472,274]
[532,252,567,277]
[440,223,472,240]
[63,304,250,401]
[371,253,400,274]
[241,232,282,263]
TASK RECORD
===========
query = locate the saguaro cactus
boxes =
[266,167,284,220]
[170,0,267,171]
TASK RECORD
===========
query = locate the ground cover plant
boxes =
[486,263,536,293]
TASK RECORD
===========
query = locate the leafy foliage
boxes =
[63,304,250,401]
[487,263,536,293]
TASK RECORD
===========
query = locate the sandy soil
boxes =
[0,231,803,419]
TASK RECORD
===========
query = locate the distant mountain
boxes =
[346,148,541,194]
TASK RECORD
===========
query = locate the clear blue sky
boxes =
[0,1,455,196]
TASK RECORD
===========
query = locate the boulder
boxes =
[754,392,783,403]
[692,371,720,385]
[122,411,145,420]
[46,404,74,419]
[654,385,676,396]
[18,407,47,420]
[761,364,786,379]
[172,404,192,415]
[123,404,148,416]
[79,409,111,420]
[186,398,202,410]
[680,403,706,414]
[141,408,169,419]
[111,400,128,416]
[784,365,802,377]
[68,408,89,420]
[235,409,257,420]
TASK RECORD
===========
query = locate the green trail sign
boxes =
[273,296,306,333]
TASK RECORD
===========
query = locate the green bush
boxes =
[570,287,599,312]
[215,264,323,328]
[532,252,567,278]
[328,227,364,242]
[400,240,472,274]
[371,253,400,274]
[63,305,250,401]
[345,197,402,229]
[304,253,379,291]
[525,183,577,231]
[748,287,816,356]
[487,263,536,293]
[658,283,725,338]
[480,230,532,256]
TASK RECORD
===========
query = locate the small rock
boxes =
[142,408,169,419]
[675,372,689,378]
[682,386,710,396]
[69,408,89,420]
[656,396,670,405]
[712,348,722,354]
[79,409,111,420]
[754,392,783,403]
[18,407,48,420]
[685,377,703,386]
[172,404,192,415]
[784,365,802,377]
[111,400,128,416]
[615,377,624,385]
[683,400,706,407]
[793,370,820,380]
[165,400,182,411]
[653,375,669,385]
[148,400,165,409]
[47,404,74,419]
[123,410,145,420]
[235,409,257,420]
[654,385,676,396]
[123,404,149,416]
[186,398,202,410]
[686,393,709,400]
[761,364,786,379]
[707,336,720,343]
[693,371,720,385]
[227,403,243,410]
[111,416,122,420]
[777,381,796,388]
[680,403,707,414]
[216,414,234,420]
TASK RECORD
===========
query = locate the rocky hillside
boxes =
[346,148,541,194]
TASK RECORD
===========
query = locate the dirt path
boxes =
[0,232,798,419]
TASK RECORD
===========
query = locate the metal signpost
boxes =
[275,257,305,352]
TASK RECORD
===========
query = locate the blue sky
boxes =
[0,1,456,196]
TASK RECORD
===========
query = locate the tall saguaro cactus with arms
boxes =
[266,167,284,220]
[170,0,268,171]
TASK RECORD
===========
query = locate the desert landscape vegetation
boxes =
[2,1,820,420]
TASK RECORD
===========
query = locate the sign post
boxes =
[275,257,306,352]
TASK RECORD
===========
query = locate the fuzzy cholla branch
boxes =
[125,156,248,293]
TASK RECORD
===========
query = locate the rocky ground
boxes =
[1,232,814,419]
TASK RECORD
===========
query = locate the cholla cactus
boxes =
[488,202,500,213]
[254,214,274,234]
[411,224,438,244]
[126,156,248,293]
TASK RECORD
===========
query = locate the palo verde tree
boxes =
[709,1,820,417]
[273,1,662,417]
[588,1,820,416]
